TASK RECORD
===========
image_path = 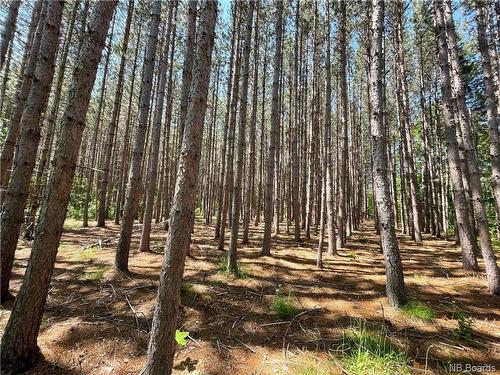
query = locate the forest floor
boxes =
[1,219,499,375]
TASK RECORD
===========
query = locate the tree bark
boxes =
[336,0,348,249]
[0,0,21,69]
[0,2,116,371]
[0,1,46,205]
[0,0,64,303]
[139,1,177,252]
[141,2,216,373]
[476,2,500,239]
[228,0,254,273]
[443,0,499,293]
[370,0,407,308]
[434,0,479,272]
[260,0,283,257]
[97,0,134,227]
[115,1,162,272]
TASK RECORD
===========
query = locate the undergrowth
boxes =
[402,299,435,322]
[339,320,411,375]
[272,285,297,319]
[216,255,248,278]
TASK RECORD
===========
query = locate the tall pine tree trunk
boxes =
[260,0,283,257]
[0,2,116,370]
[115,1,162,272]
[370,0,407,308]
[0,1,64,303]
[141,2,216,373]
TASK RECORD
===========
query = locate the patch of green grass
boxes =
[181,282,198,300]
[210,280,225,287]
[77,246,98,261]
[216,255,248,278]
[63,218,81,230]
[272,285,298,319]
[453,311,475,343]
[291,358,335,375]
[346,251,357,260]
[84,264,109,283]
[358,235,369,243]
[492,238,500,253]
[339,320,411,375]
[402,300,435,322]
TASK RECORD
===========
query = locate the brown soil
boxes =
[1,219,499,374]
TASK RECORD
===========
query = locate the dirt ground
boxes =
[1,219,499,374]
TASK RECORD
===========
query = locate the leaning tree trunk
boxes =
[260,0,283,257]
[141,2,217,374]
[97,0,134,227]
[0,2,116,372]
[0,2,46,205]
[228,0,254,273]
[476,2,500,241]
[0,1,64,303]
[0,0,21,69]
[443,0,499,293]
[370,0,407,308]
[434,0,480,272]
[115,1,162,272]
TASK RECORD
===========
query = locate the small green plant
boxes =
[454,312,475,343]
[358,235,369,243]
[175,329,189,346]
[272,285,297,319]
[77,246,98,261]
[339,320,411,375]
[84,264,109,283]
[346,251,357,260]
[181,282,197,300]
[216,255,247,278]
[210,280,225,287]
[402,300,435,322]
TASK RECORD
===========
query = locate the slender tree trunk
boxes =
[228,0,254,273]
[115,1,162,272]
[393,0,422,243]
[444,0,499,293]
[139,1,177,252]
[370,0,407,308]
[0,1,64,303]
[434,0,479,272]
[0,2,116,371]
[97,0,134,227]
[336,0,348,249]
[0,0,21,69]
[476,2,500,238]
[142,3,216,373]
[325,0,336,255]
[115,25,142,225]
[242,0,259,244]
[0,2,46,204]
[260,0,283,257]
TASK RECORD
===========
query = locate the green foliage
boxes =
[402,300,435,322]
[339,320,411,375]
[84,264,109,283]
[346,251,357,260]
[210,280,225,287]
[216,255,248,278]
[181,282,197,300]
[453,312,475,343]
[272,285,298,319]
[77,246,98,261]
[175,330,189,346]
